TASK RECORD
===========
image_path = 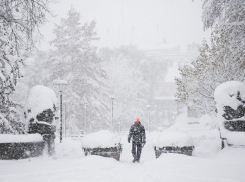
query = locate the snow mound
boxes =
[192,136,221,157]
[0,134,43,143]
[55,138,84,159]
[214,81,245,115]
[25,85,57,121]
[154,130,194,148]
[169,113,217,132]
[81,130,121,148]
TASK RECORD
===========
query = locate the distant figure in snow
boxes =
[128,117,146,163]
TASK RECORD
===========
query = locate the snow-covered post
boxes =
[110,96,115,131]
[53,80,67,143]
[63,101,67,138]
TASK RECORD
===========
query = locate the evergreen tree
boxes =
[25,8,110,133]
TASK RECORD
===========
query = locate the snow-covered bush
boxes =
[81,130,121,149]
[214,81,245,119]
[154,130,194,149]
[214,81,245,147]
[81,130,122,160]
[25,85,57,125]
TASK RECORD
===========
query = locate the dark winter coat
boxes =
[128,122,146,144]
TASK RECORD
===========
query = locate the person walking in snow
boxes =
[128,117,146,163]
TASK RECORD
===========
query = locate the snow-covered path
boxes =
[0,134,245,182]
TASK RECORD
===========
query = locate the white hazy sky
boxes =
[38,0,211,52]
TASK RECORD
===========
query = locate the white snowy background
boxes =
[1,0,245,182]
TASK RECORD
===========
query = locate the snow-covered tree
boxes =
[175,1,245,116]
[202,0,245,30]
[176,27,245,115]
[0,0,52,134]
[201,0,245,82]
[24,8,110,133]
[0,0,52,53]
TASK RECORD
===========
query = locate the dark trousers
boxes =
[132,142,142,160]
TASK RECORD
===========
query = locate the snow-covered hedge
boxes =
[154,130,194,148]
[0,134,44,160]
[81,130,121,148]
[0,134,43,143]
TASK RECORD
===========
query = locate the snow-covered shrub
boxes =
[81,130,122,161]
[25,85,58,125]
[214,81,245,146]
[81,130,121,149]
[25,85,58,156]
[154,130,194,149]
[214,81,245,120]
[0,133,44,160]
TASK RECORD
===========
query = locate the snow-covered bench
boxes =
[81,130,122,161]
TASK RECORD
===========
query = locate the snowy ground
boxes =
[0,133,245,182]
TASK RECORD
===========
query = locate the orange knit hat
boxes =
[135,117,140,122]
